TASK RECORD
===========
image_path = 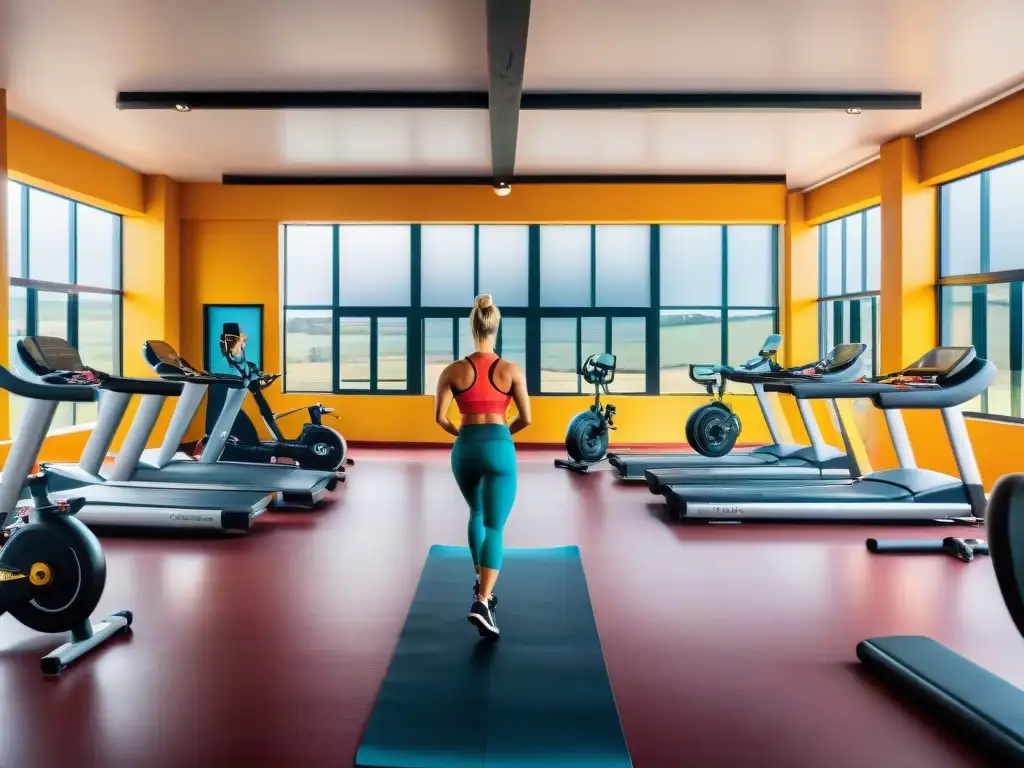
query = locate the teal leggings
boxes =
[450,424,518,571]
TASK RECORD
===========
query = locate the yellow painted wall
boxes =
[804,160,881,225]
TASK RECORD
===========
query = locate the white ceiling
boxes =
[1,0,1024,188]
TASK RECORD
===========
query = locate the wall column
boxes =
[122,175,181,378]
[879,137,937,371]
[0,92,10,439]
[782,191,819,368]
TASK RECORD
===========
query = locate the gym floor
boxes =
[0,448,1009,768]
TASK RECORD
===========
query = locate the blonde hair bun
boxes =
[474,293,494,310]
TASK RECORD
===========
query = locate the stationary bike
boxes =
[0,365,131,674]
[554,353,617,473]
[685,334,782,457]
[196,324,350,475]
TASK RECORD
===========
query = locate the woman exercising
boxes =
[434,294,531,639]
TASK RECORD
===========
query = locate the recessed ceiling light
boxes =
[846,107,862,115]
[173,103,191,113]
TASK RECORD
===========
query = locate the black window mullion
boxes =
[473,225,480,297]
[332,226,341,393]
[647,224,660,394]
[720,226,729,365]
[369,316,379,392]
[575,317,583,394]
[525,225,541,394]
[839,216,847,296]
[68,203,78,285]
[1010,282,1022,419]
[409,225,423,394]
[973,285,989,412]
[26,288,38,338]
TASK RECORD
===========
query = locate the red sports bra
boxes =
[452,354,512,415]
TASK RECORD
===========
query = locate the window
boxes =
[939,159,1024,418]
[659,225,777,393]
[281,222,779,396]
[6,182,122,434]
[818,207,881,377]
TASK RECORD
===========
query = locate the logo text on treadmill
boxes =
[711,505,743,516]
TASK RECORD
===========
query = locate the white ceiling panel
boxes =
[0,0,1023,186]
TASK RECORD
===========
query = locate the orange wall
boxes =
[803,160,881,225]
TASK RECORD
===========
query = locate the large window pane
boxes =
[499,317,526,371]
[421,225,474,307]
[285,226,333,305]
[9,286,27,436]
[541,318,578,392]
[823,220,843,296]
[77,293,119,375]
[726,226,774,307]
[540,226,591,307]
[940,175,982,277]
[37,291,72,428]
[985,284,1012,416]
[865,207,881,292]
[377,317,407,391]
[478,226,529,307]
[76,293,118,424]
[988,160,1024,273]
[612,317,646,392]
[28,189,71,283]
[458,317,475,360]
[844,215,864,294]
[7,182,22,279]
[284,310,333,392]
[858,299,876,378]
[338,317,370,390]
[76,205,119,288]
[660,225,722,306]
[660,310,721,393]
[940,285,974,347]
[728,310,775,366]
[338,225,411,306]
[595,226,650,307]
[424,318,454,394]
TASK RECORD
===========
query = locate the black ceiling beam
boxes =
[222,173,787,186]
[118,90,921,112]
[485,0,531,183]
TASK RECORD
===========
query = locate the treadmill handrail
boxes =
[775,358,996,409]
[97,376,185,397]
[0,363,96,403]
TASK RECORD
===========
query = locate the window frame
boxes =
[937,161,1024,419]
[817,206,881,377]
[7,181,124,428]
[280,223,780,396]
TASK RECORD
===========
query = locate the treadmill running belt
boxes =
[355,545,632,768]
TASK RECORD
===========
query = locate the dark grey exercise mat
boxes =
[355,545,632,768]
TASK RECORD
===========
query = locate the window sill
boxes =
[963,412,1024,426]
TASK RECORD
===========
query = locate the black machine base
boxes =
[553,457,607,474]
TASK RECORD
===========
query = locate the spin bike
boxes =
[0,363,131,674]
[685,334,782,457]
[200,323,351,475]
[554,353,617,473]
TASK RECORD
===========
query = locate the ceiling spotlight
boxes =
[173,103,191,113]
[493,181,511,197]
[846,107,862,115]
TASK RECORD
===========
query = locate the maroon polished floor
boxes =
[0,448,1012,767]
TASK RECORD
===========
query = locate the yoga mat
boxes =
[355,545,632,768]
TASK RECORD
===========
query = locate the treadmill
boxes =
[114,340,336,507]
[658,346,993,523]
[610,342,868,481]
[857,473,1024,763]
[12,336,272,534]
[644,342,869,492]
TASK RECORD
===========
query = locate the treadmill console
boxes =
[901,346,975,378]
[144,340,206,377]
